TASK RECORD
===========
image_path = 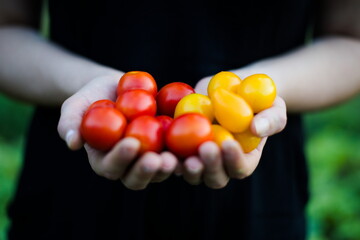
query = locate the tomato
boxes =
[115,89,156,121]
[85,99,116,115]
[233,128,261,153]
[125,115,164,154]
[212,88,253,133]
[165,113,213,158]
[211,124,234,147]
[174,93,214,122]
[207,71,242,98]
[117,71,157,97]
[155,115,173,132]
[80,107,127,151]
[236,73,276,113]
[156,82,195,117]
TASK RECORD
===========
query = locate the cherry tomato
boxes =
[86,99,116,114]
[207,71,242,98]
[165,113,213,158]
[81,107,127,151]
[233,128,261,153]
[212,88,253,133]
[115,89,156,121]
[236,73,276,113]
[125,115,164,154]
[174,93,214,122]
[117,71,157,97]
[156,82,195,117]
[156,115,173,132]
[211,124,234,147]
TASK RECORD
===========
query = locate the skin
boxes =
[1,0,360,190]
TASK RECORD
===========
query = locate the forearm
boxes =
[236,36,360,113]
[0,26,122,105]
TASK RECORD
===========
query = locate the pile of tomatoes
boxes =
[80,71,276,158]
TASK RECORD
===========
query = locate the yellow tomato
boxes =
[233,128,261,153]
[211,124,234,147]
[236,73,276,113]
[212,88,253,133]
[174,93,214,122]
[207,71,242,98]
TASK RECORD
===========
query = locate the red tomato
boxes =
[81,107,127,151]
[155,115,173,132]
[86,99,115,113]
[125,115,164,154]
[156,82,195,117]
[115,89,156,121]
[165,113,213,158]
[117,71,157,97]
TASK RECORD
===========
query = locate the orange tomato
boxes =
[233,128,261,153]
[174,93,214,122]
[236,74,276,113]
[207,71,242,98]
[165,113,213,158]
[211,124,234,147]
[212,88,253,133]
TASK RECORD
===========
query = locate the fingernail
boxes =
[65,130,75,148]
[254,118,269,137]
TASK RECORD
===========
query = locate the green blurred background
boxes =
[1,94,360,240]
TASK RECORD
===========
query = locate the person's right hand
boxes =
[57,74,178,190]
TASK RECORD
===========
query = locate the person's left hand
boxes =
[178,76,287,189]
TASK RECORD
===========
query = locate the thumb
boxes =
[251,96,287,137]
[57,95,89,150]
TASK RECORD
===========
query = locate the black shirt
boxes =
[8,0,311,239]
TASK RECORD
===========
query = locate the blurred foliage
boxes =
[0,94,33,240]
[0,95,33,141]
[304,95,360,240]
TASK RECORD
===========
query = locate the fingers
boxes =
[222,139,265,179]
[198,141,229,189]
[183,156,204,185]
[86,137,141,180]
[151,151,178,183]
[87,137,177,189]
[121,152,162,190]
[251,96,287,137]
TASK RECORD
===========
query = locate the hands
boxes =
[57,74,177,190]
[57,73,286,190]
[183,77,287,188]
